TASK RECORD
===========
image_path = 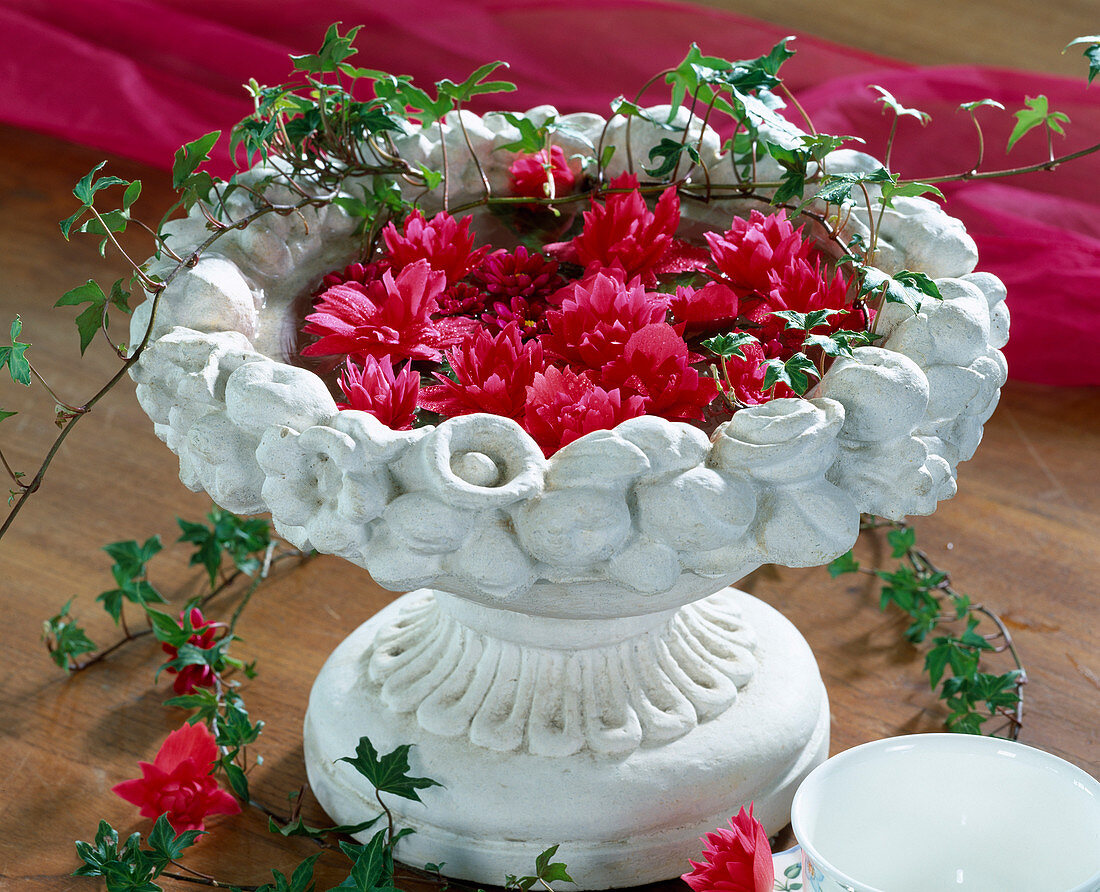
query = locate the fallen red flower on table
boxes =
[112,722,240,833]
[682,803,775,892]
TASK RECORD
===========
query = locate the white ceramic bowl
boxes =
[791,734,1100,891]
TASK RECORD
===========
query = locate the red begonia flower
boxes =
[508,146,576,201]
[560,174,681,284]
[301,260,445,364]
[338,356,419,430]
[419,322,545,422]
[112,722,241,833]
[541,270,668,372]
[682,804,774,892]
[317,259,391,291]
[706,209,814,295]
[160,607,222,696]
[523,365,646,456]
[382,210,489,285]
[602,323,717,421]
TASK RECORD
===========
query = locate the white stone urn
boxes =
[129,106,1009,889]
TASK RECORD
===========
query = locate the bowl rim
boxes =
[789,733,1100,892]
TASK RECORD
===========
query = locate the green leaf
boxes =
[436,61,516,103]
[42,600,97,670]
[72,162,129,205]
[858,267,940,315]
[337,828,393,892]
[1006,96,1070,152]
[784,862,802,879]
[268,813,382,840]
[0,316,31,386]
[147,813,204,868]
[702,331,757,360]
[0,409,16,423]
[644,138,700,178]
[886,526,916,558]
[338,736,443,802]
[291,23,362,72]
[827,551,860,577]
[172,131,221,189]
[870,85,931,124]
[958,98,1006,113]
[1063,36,1100,85]
[879,180,944,207]
[813,167,893,206]
[771,309,839,332]
[761,352,819,396]
[55,278,130,355]
[223,761,250,802]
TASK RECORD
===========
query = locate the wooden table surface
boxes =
[1,4,1098,889]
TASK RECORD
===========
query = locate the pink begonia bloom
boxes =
[564,174,682,283]
[682,804,774,892]
[472,246,563,302]
[419,322,545,422]
[112,722,240,833]
[508,146,576,201]
[160,607,222,696]
[436,281,489,318]
[317,259,391,291]
[705,209,814,295]
[338,356,419,430]
[720,339,795,406]
[668,280,743,338]
[382,210,490,285]
[301,260,445,363]
[601,323,717,421]
[743,257,854,354]
[541,270,667,372]
[523,365,646,457]
[481,295,552,339]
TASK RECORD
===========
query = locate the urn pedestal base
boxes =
[304,586,829,890]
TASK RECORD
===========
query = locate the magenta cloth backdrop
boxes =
[3,0,1097,384]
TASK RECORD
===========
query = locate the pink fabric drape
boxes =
[3,0,1097,384]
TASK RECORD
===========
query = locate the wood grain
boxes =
[1,7,1098,886]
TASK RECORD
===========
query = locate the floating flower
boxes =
[301,260,445,364]
[523,365,646,456]
[338,356,419,431]
[561,174,681,283]
[668,281,742,338]
[682,804,774,892]
[706,209,813,295]
[541,270,667,371]
[471,247,563,303]
[112,722,240,833]
[419,322,545,421]
[508,146,576,201]
[602,323,717,421]
[383,210,490,284]
[160,607,223,696]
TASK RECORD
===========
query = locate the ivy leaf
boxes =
[886,526,916,558]
[1063,36,1100,85]
[870,85,931,125]
[827,551,860,577]
[771,308,839,332]
[858,266,941,315]
[268,813,382,840]
[336,828,394,892]
[761,352,820,396]
[55,279,115,355]
[338,736,443,802]
[0,409,16,423]
[42,599,97,670]
[534,845,574,885]
[879,180,944,207]
[1006,96,1070,152]
[812,167,893,206]
[178,509,272,589]
[436,61,516,103]
[0,316,31,386]
[146,813,204,869]
[291,23,362,72]
[702,331,757,360]
[172,130,221,189]
[609,97,681,131]
[803,329,877,358]
[644,138,700,178]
